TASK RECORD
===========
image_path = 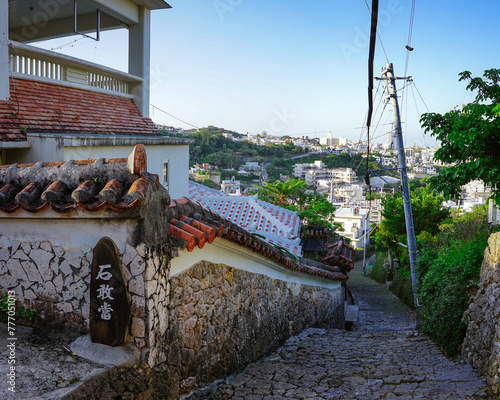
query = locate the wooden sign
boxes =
[90,237,131,346]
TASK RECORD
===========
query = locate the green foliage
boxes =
[0,292,35,321]
[421,69,500,204]
[171,126,306,168]
[370,253,392,283]
[418,238,487,356]
[257,179,306,207]
[389,269,415,310]
[438,204,491,246]
[409,177,429,189]
[414,204,496,356]
[375,185,449,261]
[256,179,339,230]
[288,191,339,230]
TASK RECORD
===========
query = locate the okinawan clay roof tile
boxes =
[0,145,160,215]
[0,79,161,141]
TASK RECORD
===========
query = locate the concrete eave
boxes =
[131,0,172,9]
[0,141,32,149]
[26,133,194,147]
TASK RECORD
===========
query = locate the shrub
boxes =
[390,269,415,309]
[418,238,487,356]
[370,253,392,283]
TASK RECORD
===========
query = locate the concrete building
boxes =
[304,167,357,187]
[333,207,370,249]
[1,0,193,198]
[320,133,348,147]
[220,177,242,195]
[293,160,326,179]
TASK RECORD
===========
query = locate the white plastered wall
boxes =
[170,238,342,291]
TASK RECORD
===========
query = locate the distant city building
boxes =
[293,161,326,179]
[221,177,241,195]
[320,133,348,147]
[241,162,262,172]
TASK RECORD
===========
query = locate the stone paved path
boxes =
[188,261,492,399]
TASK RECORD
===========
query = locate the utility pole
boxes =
[376,63,419,318]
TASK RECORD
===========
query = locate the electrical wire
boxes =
[401,0,417,125]
[410,82,428,147]
[150,104,201,129]
[412,81,430,112]
[50,37,88,51]
[404,0,417,79]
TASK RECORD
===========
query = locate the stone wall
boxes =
[156,261,345,398]
[0,235,167,357]
[0,236,92,332]
[462,231,500,396]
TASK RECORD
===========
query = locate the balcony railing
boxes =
[8,41,142,98]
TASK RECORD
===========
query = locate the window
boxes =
[163,160,169,187]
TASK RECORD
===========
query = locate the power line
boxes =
[410,83,427,147]
[150,104,201,129]
[401,0,417,119]
[283,123,396,138]
[412,81,430,112]
[404,0,417,78]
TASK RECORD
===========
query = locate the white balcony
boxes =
[8,41,142,100]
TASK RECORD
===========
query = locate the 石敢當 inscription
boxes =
[90,237,131,346]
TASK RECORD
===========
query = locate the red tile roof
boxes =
[320,237,356,273]
[0,78,161,141]
[0,144,156,213]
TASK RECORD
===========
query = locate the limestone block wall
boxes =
[0,236,92,330]
[462,231,500,396]
[157,261,345,398]
[0,234,165,357]
[142,244,171,367]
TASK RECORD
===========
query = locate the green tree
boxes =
[420,69,500,203]
[375,186,450,258]
[256,179,339,230]
[257,179,306,207]
[288,191,340,230]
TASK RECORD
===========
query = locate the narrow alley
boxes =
[188,261,491,400]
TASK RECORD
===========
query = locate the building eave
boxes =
[26,133,194,147]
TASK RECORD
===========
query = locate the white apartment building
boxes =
[333,207,370,249]
[293,161,326,179]
[294,161,356,186]
[304,167,357,187]
[319,133,348,147]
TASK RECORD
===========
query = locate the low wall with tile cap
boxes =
[154,260,345,398]
[462,231,500,396]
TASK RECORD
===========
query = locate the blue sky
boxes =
[36,0,500,146]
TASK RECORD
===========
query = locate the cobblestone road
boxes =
[188,262,491,400]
